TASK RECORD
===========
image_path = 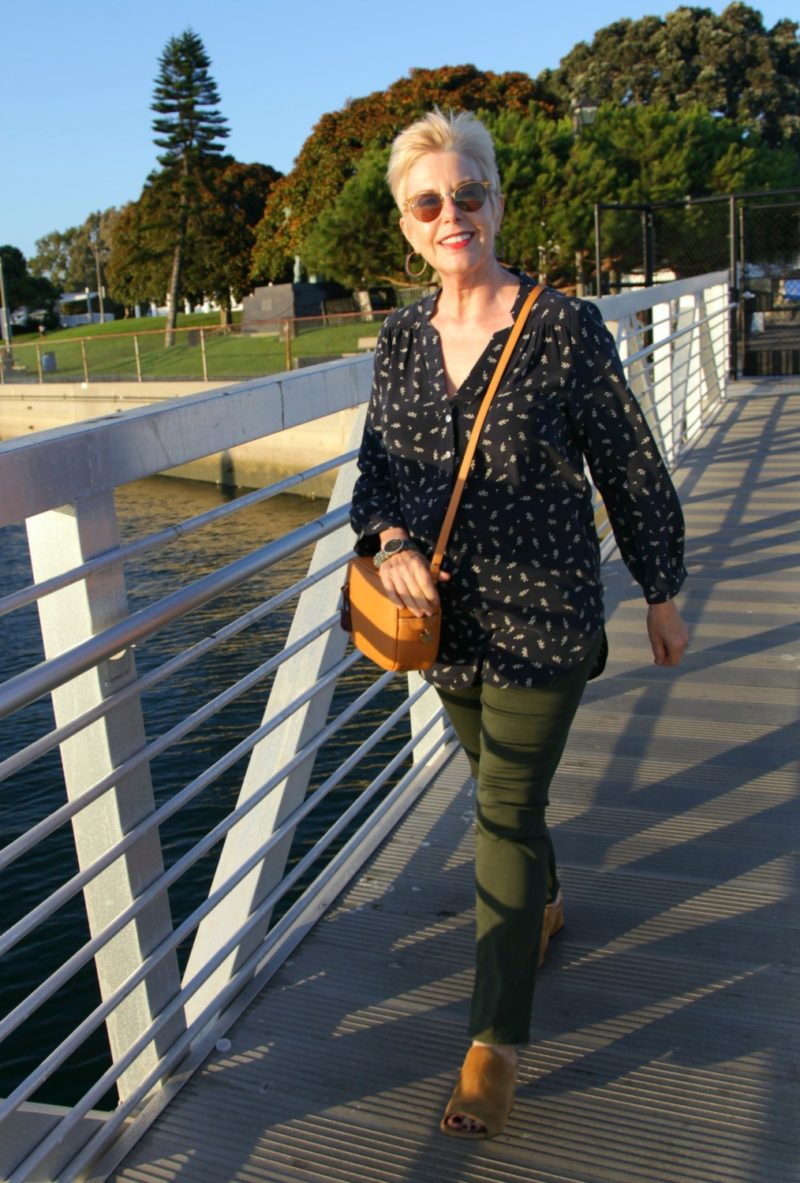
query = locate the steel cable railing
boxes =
[0,551,350,786]
[0,673,432,1116]
[0,644,362,959]
[8,707,450,1183]
[0,451,357,620]
[0,505,350,719]
[0,610,343,876]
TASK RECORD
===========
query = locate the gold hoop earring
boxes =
[405,251,428,279]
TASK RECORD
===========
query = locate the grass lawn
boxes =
[5,313,383,382]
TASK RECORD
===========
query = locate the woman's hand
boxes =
[647,600,689,667]
[378,548,450,618]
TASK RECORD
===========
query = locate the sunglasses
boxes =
[402,180,493,223]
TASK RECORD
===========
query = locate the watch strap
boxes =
[374,537,419,567]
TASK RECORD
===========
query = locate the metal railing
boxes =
[0,273,731,1183]
[0,310,388,386]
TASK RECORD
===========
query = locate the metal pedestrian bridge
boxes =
[1,273,797,1183]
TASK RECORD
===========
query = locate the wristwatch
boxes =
[373,538,419,568]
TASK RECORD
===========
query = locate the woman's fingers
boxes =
[379,552,442,617]
[647,601,690,666]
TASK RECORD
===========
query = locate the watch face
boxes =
[384,538,404,554]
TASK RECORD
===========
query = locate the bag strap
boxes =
[429,283,544,579]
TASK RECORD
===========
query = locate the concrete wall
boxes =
[0,380,363,497]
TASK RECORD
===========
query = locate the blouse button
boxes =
[445,413,452,423]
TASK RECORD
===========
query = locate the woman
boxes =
[350,109,689,1139]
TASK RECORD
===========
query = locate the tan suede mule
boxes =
[440,1045,516,1138]
[538,889,565,966]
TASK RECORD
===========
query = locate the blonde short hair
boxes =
[387,108,501,208]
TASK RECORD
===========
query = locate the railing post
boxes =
[697,283,727,421]
[25,495,184,1101]
[283,320,292,371]
[35,343,43,383]
[81,339,89,384]
[713,281,730,406]
[729,193,739,379]
[133,334,142,382]
[688,292,707,443]
[650,298,676,464]
[200,328,208,380]
[610,313,649,406]
[675,293,698,450]
[184,409,367,1024]
[407,670,450,762]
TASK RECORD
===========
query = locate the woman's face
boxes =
[399,150,503,283]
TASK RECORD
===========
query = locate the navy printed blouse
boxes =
[350,277,687,690]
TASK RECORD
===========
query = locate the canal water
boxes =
[0,476,410,1109]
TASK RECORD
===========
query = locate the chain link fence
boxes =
[595,195,734,290]
[0,310,391,386]
[0,284,441,386]
[595,188,800,375]
[739,198,800,376]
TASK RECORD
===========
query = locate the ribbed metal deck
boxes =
[108,381,799,1183]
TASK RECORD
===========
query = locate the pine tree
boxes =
[151,29,228,343]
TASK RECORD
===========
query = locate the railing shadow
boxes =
[111,388,799,1181]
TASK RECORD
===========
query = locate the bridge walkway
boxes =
[106,380,799,1183]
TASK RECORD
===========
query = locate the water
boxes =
[0,477,409,1109]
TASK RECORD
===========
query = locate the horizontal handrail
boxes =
[0,506,350,719]
[1,670,424,1105]
[0,450,357,618]
[616,300,733,370]
[0,551,350,785]
[0,645,361,958]
[0,354,372,525]
[8,709,449,1183]
[587,268,729,317]
[0,608,342,870]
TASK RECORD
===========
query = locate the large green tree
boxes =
[0,246,60,333]
[150,28,229,342]
[300,96,799,291]
[559,102,800,278]
[107,159,279,321]
[301,146,397,287]
[186,158,282,323]
[28,228,75,293]
[31,208,119,308]
[105,192,172,312]
[483,106,575,278]
[538,4,800,149]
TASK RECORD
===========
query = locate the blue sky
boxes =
[2,0,794,260]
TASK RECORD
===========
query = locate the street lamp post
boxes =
[88,232,105,322]
[0,253,12,348]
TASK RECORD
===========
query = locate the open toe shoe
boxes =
[440,1045,516,1139]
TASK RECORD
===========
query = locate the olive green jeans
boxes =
[436,632,603,1045]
